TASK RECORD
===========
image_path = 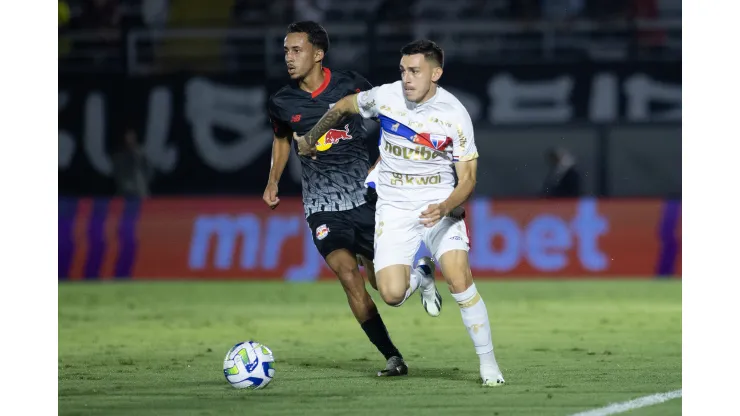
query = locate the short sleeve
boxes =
[452,109,478,162]
[356,86,381,119]
[350,71,374,92]
[267,95,291,138]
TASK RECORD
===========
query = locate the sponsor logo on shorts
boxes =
[449,236,463,241]
[390,173,442,186]
[315,224,330,240]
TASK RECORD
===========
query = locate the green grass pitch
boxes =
[59,280,681,415]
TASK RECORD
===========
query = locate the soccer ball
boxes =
[223,341,275,389]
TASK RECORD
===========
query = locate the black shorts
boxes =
[306,202,375,261]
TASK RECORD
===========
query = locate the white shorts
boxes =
[373,201,470,272]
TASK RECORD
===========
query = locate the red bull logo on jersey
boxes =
[315,124,353,151]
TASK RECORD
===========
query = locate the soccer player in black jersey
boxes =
[264,21,407,377]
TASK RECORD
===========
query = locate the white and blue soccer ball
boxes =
[223,341,275,389]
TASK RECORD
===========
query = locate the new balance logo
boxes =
[291,114,301,123]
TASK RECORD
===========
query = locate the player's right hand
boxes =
[263,182,280,209]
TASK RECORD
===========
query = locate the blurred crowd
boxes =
[59,0,680,31]
[235,0,680,25]
[59,0,680,74]
[59,0,165,31]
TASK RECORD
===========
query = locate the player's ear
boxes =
[314,48,325,63]
[431,66,443,83]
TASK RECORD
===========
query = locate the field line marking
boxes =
[569,389,682,416]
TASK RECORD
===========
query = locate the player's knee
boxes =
[327,251,359,279]
[444,263,473,294]
[446,268,473,294]
[379,288,406,307]
[332,263,365,296]
[447,277,472,294]
[336,269,364,293]
[375,265,411,306]
[376,277,407,306]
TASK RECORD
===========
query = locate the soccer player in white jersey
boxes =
[294,40,505,386]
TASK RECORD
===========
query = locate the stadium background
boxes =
[58,0,681,280]
[58,2,682,414]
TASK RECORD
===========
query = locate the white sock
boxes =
[451,283,501,373]
[397,267,423,306]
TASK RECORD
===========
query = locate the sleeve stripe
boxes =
[351,94,361,114]
[456,152,478,162]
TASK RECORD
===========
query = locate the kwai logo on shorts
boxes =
[315,224,330,240]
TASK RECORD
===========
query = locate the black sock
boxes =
[360,311,402,360]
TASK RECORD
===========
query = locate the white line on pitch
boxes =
[570,390,682,416]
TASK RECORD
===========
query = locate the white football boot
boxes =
[481,368,506,387]
[416,256,442,317]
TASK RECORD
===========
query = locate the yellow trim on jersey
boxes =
[351,94,361,114]
[457,152,479,162]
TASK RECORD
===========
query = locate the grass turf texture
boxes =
[59,280,681,415]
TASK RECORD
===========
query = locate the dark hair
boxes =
[287,21,330,54]
[400,39,444,68]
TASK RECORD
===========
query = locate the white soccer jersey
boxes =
[356,81,478,205]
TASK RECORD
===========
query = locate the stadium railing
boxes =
[59,19,681,75]
[59,29,124,74]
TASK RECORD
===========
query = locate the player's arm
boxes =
[264,129,292,209]
[268,129,292,185]
[295,84,382,155]
[298,94,361,149]
[264,99,293,209]
[419,158,477,226]
[445,158,477,210]
[420,111,479,227]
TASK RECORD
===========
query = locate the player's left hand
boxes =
[420,203,449,228]
[293,133,317,160]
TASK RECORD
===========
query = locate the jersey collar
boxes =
[292,67,333,98]
[311,67,332,98]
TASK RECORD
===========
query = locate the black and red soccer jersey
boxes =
[268,68,375,217]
